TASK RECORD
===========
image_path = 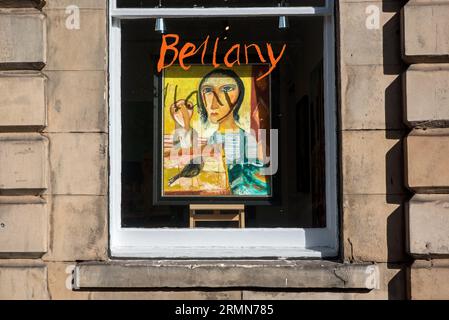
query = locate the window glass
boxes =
[121,16,325,229]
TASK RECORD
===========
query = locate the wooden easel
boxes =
[189,204,245,228]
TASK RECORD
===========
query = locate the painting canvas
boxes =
[160,64,272,199]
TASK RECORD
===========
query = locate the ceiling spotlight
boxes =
[155,17,166,33]
[278,1,289,30]
[278,15,289,29]
[225,25,230,31]
[155,0,166,34]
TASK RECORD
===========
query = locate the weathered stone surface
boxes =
[0,133,48,193]
[341,65,404,130]
[74,260,380,289]
[342,130,405,195]
[47,262,90,299]
[0,196,47,256]
[49,133,107,195]
[407,194,449,256]
[0,1,45,8]
[44,195,107,261]
[45,0,105,8]
[410,260,449,299]
[405,129,449,193]
[0,264,49,299]
[402,1,449,63]
[0,71,46,129]
[45,9,106,71]
[90,291,242,300]
[45,71,107,132]
[339,1,402,66]
[343,194,406,263]
[0,9,46,69]
[243,263,406,300]
[404,64,449,127]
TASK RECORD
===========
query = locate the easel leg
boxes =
[189,210,194,228]
[240,209,245,228]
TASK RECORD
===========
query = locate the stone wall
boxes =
[402,0,449,300]
[0,0,50,299]
[338,0,409,300]
[0,0,419,300]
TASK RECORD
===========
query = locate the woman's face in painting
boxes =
[200,74,240,124]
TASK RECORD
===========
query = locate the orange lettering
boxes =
[212,37,220,68]
[244,43,266,64]
[224,44,241,67]
[195,35,209,65]
[179,42,197,70]
[257,43,287,81]
[157,34,287,79]
[157,34,180,72]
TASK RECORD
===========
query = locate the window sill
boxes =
[74,260,379,290]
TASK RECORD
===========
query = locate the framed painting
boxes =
[153,64,275,205]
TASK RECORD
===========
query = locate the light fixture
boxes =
[278,1,289,30]
[278,15,289,29]
[155,0,166,34]
[155,17,166,33]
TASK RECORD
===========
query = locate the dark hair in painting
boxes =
[197,68,245,123]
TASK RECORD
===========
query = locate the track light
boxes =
[278,15,289,29]
[155,0,166,34]
[278,1,289,30]
[155,17,166,33]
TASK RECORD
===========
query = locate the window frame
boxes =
[109,0,338,258]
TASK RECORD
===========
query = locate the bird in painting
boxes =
[168,157,204,186]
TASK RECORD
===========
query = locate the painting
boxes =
[158,64,273,201]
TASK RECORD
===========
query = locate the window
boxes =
[110,0,338,258]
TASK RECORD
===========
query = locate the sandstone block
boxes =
[0,1,45,8]
[0,9,46,69]
[342,130,405,195]
[405,129,449,192]
[343,194,405,263]
[45,9,106,71]
[407,194,449,256]
[44,195,107,261]
[0,71,46,129]
[0,196,47,256]
[340,1,402,66]
[49,133,107,195]
[0,133,48,193]
[90,291,241,300]
[47,262,90,299]
[410,260,449,299]
[45,71,106,132]
[0,264,49,299]
[402,1,449,63]
[341,65,403,130]
[45,0,105,9]
[404,64,449,127]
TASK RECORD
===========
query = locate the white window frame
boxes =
[109,0,338,258]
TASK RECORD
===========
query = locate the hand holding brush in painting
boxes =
[164,85,200,158]
[169,86,196,149]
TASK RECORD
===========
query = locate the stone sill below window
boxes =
[74,260,379,290]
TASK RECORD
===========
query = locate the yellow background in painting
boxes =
[163,65,253,138]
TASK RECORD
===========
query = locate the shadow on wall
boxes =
[382,0,413,300]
